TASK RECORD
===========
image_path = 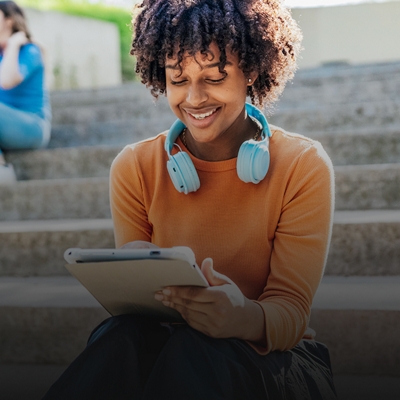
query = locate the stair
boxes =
[1,61,400,398]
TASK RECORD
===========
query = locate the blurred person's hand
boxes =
[7,31,28,48]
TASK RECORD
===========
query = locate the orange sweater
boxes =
[110,125,335,355]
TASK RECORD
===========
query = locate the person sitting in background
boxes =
[0,1,51,183]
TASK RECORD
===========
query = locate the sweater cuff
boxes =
[244,300,270,355]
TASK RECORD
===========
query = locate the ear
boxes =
[247,71,259,86]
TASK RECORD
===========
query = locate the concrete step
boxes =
[269,100,400,134]
[50,62,400,110]
[0,210,399,277]
[48,99,400,147]
[0,177,111,221]
[310,126,400,167]
[278,62,400,108]
[1,164,399,221]
[5,145,121,181]
[0,219,114,276]
[49,114,175,148]
[5,128,400,181]
[0,275,398,377]
[334,163,400,211]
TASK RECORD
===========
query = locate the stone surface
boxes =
[309,127,400,166]
[0,276,399,376]
[45,61,400,147]
[0,219,114,276]
[269,100,400,134]
[310,309,400,376]
[334,164,400,210]
[0,306,108,364]
[5,128,400,182]
[47,99,400,147]
[6,146,122,181]
[0,211,399,277]
[0,178,110,221]
[328,211,400,276]
[278,62,400,108]
[1,164,399,221]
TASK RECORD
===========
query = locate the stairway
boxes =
[1,61,400,399]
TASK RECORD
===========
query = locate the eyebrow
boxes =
[165,61,233,70]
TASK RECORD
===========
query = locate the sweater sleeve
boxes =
[109,145,152,248]
[249,141,335,355]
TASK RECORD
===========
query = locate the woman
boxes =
[44,1,337,399]
[0,1,51,183]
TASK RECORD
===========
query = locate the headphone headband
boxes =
[165,103,271,193]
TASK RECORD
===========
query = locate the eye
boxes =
[170,79,187,86]
[207,76,226,84]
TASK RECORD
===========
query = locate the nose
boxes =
[186,82,208,107]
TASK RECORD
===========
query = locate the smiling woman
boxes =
[164,43,260,161]
[43,1,337,399]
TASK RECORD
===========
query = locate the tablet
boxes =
[64,246,196,267]
[64,247,209,322]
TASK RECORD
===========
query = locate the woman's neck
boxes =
[183,112,260,162]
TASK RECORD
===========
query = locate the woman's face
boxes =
[165,42,256,145]
[0,10,12,42]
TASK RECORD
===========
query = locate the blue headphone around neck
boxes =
[164,102,272,194]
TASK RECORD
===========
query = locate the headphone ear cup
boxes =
[237,140,270,184]
[166,152,200,194]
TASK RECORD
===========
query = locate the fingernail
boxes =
[154,293,163,301]
[162,289,171,295]
[162,301,170,307]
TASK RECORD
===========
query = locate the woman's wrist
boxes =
[236,298,266,345]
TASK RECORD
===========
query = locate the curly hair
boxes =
[131,0,302,108]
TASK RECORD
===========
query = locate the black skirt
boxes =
[43,314,337,400]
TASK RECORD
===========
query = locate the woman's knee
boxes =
[87,314,170,346]
[0,104,48,150]
[87,314,150,346]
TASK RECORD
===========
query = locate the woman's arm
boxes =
[0,31,28,89]
[157,141,334,353]
[110,145,153,247]
[251,141,335,354]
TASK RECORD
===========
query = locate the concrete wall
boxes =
[22,2,400,88]
[25,8,122,90]
[292,1,400,68]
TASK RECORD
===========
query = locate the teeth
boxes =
[189,109,217,120]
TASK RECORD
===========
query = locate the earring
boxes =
[248,78,252,83]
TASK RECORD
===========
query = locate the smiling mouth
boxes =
[187,108,218,120]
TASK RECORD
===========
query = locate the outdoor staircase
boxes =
[1,61,400,400]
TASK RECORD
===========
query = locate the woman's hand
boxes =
[154,258,265,343]
[0,32,28,89]
[7,31,28,48]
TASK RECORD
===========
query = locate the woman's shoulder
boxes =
[20,42,41,55]
[269,125,333,170]
[111,131,168,172]
[19,42,43,64]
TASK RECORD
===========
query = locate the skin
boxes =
[123,43,267,345]
[164,42,259,161]
[0,10,27,90]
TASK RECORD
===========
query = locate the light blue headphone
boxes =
[165,102,272,194]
